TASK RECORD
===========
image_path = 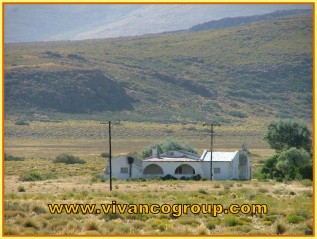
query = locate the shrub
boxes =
[302,190,312,198]
[15,120,29,126]
[132,221,145,230]
[198,189,208,195]
[100,152,109,158]
[263,215,277,223]
[19,171,56,181]
[178,217,200,226]
[17,186,25,192]
[191,174,202,181]
[5,154,25,161]
[301,179,312,187]
[161,174,177,181]
[258,188,268,193]
[296,164,312,180]
[31,205,46,214]
[91,172,103,183]
[286,214,305,224]
[229,111,247,118]
[53,154,86,164]
[213,184,221,188]
[224,216,239,227]
[235,225,252,233]
[206,221,216,230]
[261,155,284,181]
[180,176,190,180]
[23,219,39,229]
[85,219,100,231]
[276,222,286,234]
[276,148,311,180]
[20,171,43,181]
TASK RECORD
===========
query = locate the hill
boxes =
[4,14,312,123]
[188,9,311,32]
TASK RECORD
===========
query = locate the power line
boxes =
[100,121,112,191]
[203,123,221,181]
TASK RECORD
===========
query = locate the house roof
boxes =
[144,157,200,162]
[200,151,238,162]
[144,150,239,162]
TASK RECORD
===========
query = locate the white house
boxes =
[103,146,251,180]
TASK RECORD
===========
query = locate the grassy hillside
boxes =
[4,14,312,123]
[188,9,311,32]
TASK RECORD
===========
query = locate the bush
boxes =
[15,120,29,126]
[273,148,311,181]
[301,179,312,187]
[213,184,221,188]
[198,189,208,195]
[91,172,103,183]
[100,152,109,158]
[229,111,247,118]
[224,216,239,227]
[161,174,177,181]
[20,171,56,181]
[296,164,312,180]
[5,154,25,161]
[180,176,190,180]
[206,221,216,230]
[258,188,268,193]
[23,219,39,229]
[53,154,86,164]
[20,171,43,181]
[276,222,286,234]
[261,155,284,181]
[191,174,202,181]
[18,186,25,192]
[286,214,305,224]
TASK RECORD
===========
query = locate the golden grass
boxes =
[4,119,312,235]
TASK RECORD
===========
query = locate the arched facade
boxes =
[175,164,195,174]
[143,164,164,175]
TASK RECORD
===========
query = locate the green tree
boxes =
[276,147,311,180]
[261,155,284,181]
[141,138,197,159]
[264,120,311,153]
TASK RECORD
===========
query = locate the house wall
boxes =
[143,161,203,179]
[238,150,252,180]
[103,156,143,180]
[213,162,232,180]
[104,151,251,180]
[232,153,240,179]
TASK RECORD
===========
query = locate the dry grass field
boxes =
[3,119,313,235]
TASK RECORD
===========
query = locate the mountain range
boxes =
[4,9,312,124]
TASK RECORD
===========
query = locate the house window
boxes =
[121,167,128,173]
[214,168,221,174]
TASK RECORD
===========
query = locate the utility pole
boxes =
[101,121,112,191]
[203,123,220,181]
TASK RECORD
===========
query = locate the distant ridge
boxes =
[160,9,311,35]
[188,9,311,32]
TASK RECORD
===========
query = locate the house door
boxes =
[239,155,248,180]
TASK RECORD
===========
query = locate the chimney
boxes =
[152,148,157,158]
